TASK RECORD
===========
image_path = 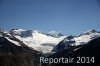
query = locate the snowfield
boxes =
[74,32,100,45]
[1,29,100,53]
[13,30,66,53]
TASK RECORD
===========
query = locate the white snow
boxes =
[48,31,63,37]
[11,29,26,35]
[5,37,21,46]
[14,31,66,53]
[0,34,2,37]
[74,32,100,45]
[13,29,26,32]
[3,29,100,53]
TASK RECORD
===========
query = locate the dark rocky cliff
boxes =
[42,37,100,66]
[0,37,41,66]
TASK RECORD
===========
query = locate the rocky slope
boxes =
[0,28,100,66]
[0,29,41,66]
[42,37,100,66]
[53,29,100,52]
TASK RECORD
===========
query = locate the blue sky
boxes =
[0,0,100,35]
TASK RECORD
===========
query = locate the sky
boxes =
[0,0,100,35]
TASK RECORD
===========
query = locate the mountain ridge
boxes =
[0,28,100,54]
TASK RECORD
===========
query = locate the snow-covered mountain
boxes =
[43,37,100,66]
[10,29,33,37]
[47,31,64,38]
[0,28,100,54]
[53,29,100,52]
[1,29,66,53]
[0,34,40,66]
[74,29,100,45]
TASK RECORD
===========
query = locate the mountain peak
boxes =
[84,29,97,33]
[10,29,26,32]
[79,29,98,36]
[1,28,100,54]
[48,31,64,38]
[10,29,32,37]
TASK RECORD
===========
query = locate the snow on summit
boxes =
[1,28,100,53]
[10,29,66,53]
[48,31,63,38]
[74,29,100,45]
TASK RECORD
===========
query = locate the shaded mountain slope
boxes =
[42,37,100,66]
[0,37,41,66]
